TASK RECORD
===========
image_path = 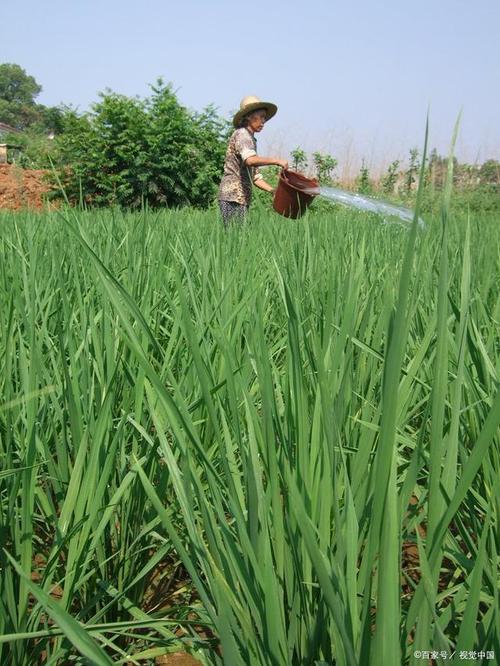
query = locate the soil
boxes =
[0,164,54,210]
[155,653,202,665]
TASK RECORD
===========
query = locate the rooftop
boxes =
[0,121,21,134]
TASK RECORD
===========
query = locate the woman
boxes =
[218,95,289,225]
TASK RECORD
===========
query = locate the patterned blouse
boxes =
[218,128,263,206]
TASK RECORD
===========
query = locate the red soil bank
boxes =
[0,164,54,210]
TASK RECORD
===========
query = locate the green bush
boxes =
[53,81,230,209]
[416,184,500,214]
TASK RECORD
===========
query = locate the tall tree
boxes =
[0,63,42,104]
[0,63,43,129]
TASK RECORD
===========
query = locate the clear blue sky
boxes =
[2,0,499,176]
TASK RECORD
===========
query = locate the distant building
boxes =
[0,121,21,136]
[0,144,22,164]
[0,123,22,163]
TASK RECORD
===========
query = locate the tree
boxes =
[0,63,41,104]
[290,147,307,172]
[0,63,64,137]
[356,159,372,194]
[312,151,337,184]
[0,63,43,129]
[382,160,400,194]
[54,81,230,209]
[405,147,420,193]
[478,159,500,186]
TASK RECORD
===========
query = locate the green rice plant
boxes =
[0,183,498,664]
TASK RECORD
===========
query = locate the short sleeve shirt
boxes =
[218,128,263,205]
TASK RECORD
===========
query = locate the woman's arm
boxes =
[245,155,289,169]
[253,178,275,193]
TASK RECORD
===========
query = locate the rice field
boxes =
[0,200,499,665]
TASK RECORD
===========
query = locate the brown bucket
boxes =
[273,169,319,218]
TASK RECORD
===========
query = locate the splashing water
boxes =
[306,186,425,228]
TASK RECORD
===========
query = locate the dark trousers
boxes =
[219,200,248,226]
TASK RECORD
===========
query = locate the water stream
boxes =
[308,186,425,228]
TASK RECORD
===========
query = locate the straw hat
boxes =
[232,95,278,128]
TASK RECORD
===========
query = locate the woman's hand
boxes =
[276,158,289,170]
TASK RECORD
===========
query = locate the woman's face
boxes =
[246,109,267,133]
